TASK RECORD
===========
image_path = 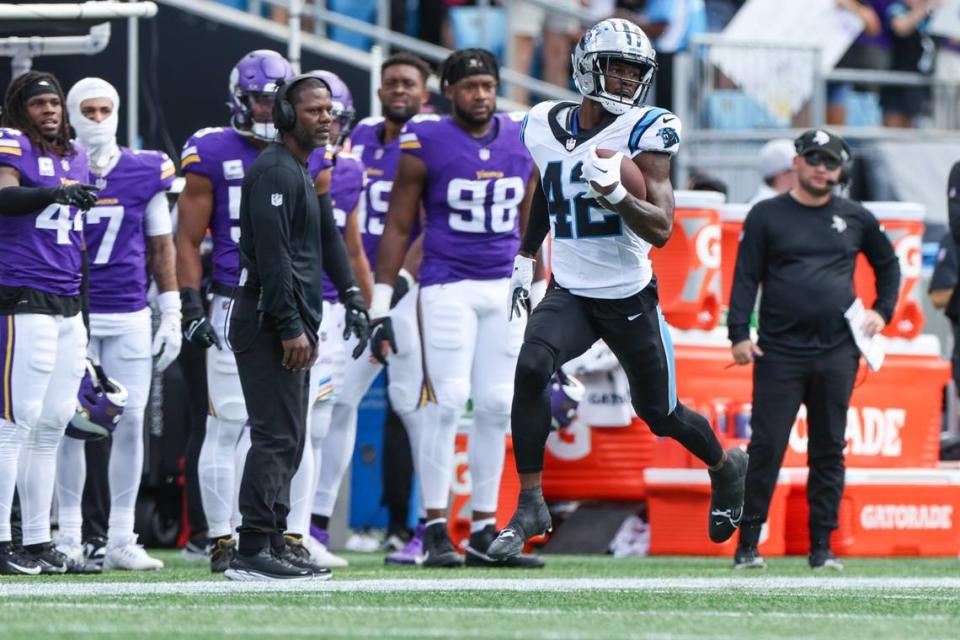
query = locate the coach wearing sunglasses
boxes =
[726,129,899,571]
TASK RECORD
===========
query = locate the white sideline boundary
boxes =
[2,576,960,598]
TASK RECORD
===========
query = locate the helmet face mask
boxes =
[573,19,657,115]
[229,50,294,142]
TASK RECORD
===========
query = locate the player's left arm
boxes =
[600,152,674,248]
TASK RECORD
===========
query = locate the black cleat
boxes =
[223,548,320,581]
[465,525,545,568]
[708,447,748,543]
[281,535,332,578]
[486,489,552,561]
[24,542,68,574]
[210,536,236,573]
[0,542,41,575]
[809,547,843,571]
[732,545,767,570]
[421,522,464,568]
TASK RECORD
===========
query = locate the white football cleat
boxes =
[303,534,349,568]
[103,536,164,571]
[55,537,84,565]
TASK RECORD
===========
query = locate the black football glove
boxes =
[54,183,100,211]
[369,317,397,365]
[341,286,370,359]
[180,288,221,350]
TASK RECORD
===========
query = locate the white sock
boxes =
[18,426,64,545]
[0,420,28,542]
[55,435,86,544]
[467,411,508,514]
[418,404,458,511]
[107,406,145,545]
[197,415,245,539]
[471,517,496,533]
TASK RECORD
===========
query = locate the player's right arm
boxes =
[174,172,220,349]
[0,165,98,214]
[509,171,549,320]
[372,152,425,311]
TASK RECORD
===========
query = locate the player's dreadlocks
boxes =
[438,48,499,90]
[2,71,75,158]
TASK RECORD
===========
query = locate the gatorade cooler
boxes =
[645,467,789,556]
[541,417,656,501]
[784,468,960,556]
[719,204,750,308]
[448,434,521,549]
[650,191,724,330]
[855,202,925,339]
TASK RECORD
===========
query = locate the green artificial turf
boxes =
[1,551,958,639]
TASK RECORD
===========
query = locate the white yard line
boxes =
[1,601,953,622]
[2,576,960,598]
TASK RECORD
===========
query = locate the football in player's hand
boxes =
[595,148,647,201]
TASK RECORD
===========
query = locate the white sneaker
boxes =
[345,530,382,553]
[103,536,164,571]
[303,534,349,568]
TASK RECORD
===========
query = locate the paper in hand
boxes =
[844,298,884,371]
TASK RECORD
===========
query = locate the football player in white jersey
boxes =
[487,19,748,560]
[55,78,179,571]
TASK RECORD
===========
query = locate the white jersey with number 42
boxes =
[521,100,682,299]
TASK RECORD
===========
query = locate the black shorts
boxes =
[524,280,677,423]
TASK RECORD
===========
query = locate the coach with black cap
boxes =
[224,73,369,581]
[727,128,899,571]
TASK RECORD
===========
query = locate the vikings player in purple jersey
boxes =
[370,49,543,568]
[173,50,294,572]
[53,78,179,572]
[0,72,99,575]
[305,54,434,566]
[283,70,372,568]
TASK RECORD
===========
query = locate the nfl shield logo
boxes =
[61,158,70,171]
[374,149,384,160]
[565,138,576,151]
[271,193,283,206]
[479,148,490,161]
[95,177,107,190]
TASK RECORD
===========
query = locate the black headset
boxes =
[272,73,332,133]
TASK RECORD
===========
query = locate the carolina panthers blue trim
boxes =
[656,305,677,414]
[628,107,670,154]
[519,113,529,145]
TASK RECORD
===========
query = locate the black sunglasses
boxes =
[803,152,841,170]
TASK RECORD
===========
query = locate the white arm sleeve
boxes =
[144,190,173,237]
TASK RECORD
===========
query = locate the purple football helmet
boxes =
[229,49,294,142]
[549,372,585,431]
[307,70,355,148]
[65,361,128,441]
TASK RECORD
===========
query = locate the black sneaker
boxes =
[421,522,464,568]
[281,535,332,578]
[732,545,767,570]
[223,548,316,581]
[486,488,552,561]
[0,542,41,575]
[708,447,748,543]
[210,536,236,573]
[83,536,107,568]
[465,525,545,569]
[24,542,68,574]
[809,547,843,571]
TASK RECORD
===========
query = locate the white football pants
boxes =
[418,278,524,514]
[197,294,248,539]
[0,313,86,544]
[312,286,428,519]
[56,309,153,546]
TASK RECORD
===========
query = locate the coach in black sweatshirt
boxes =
[727,129,899,570]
